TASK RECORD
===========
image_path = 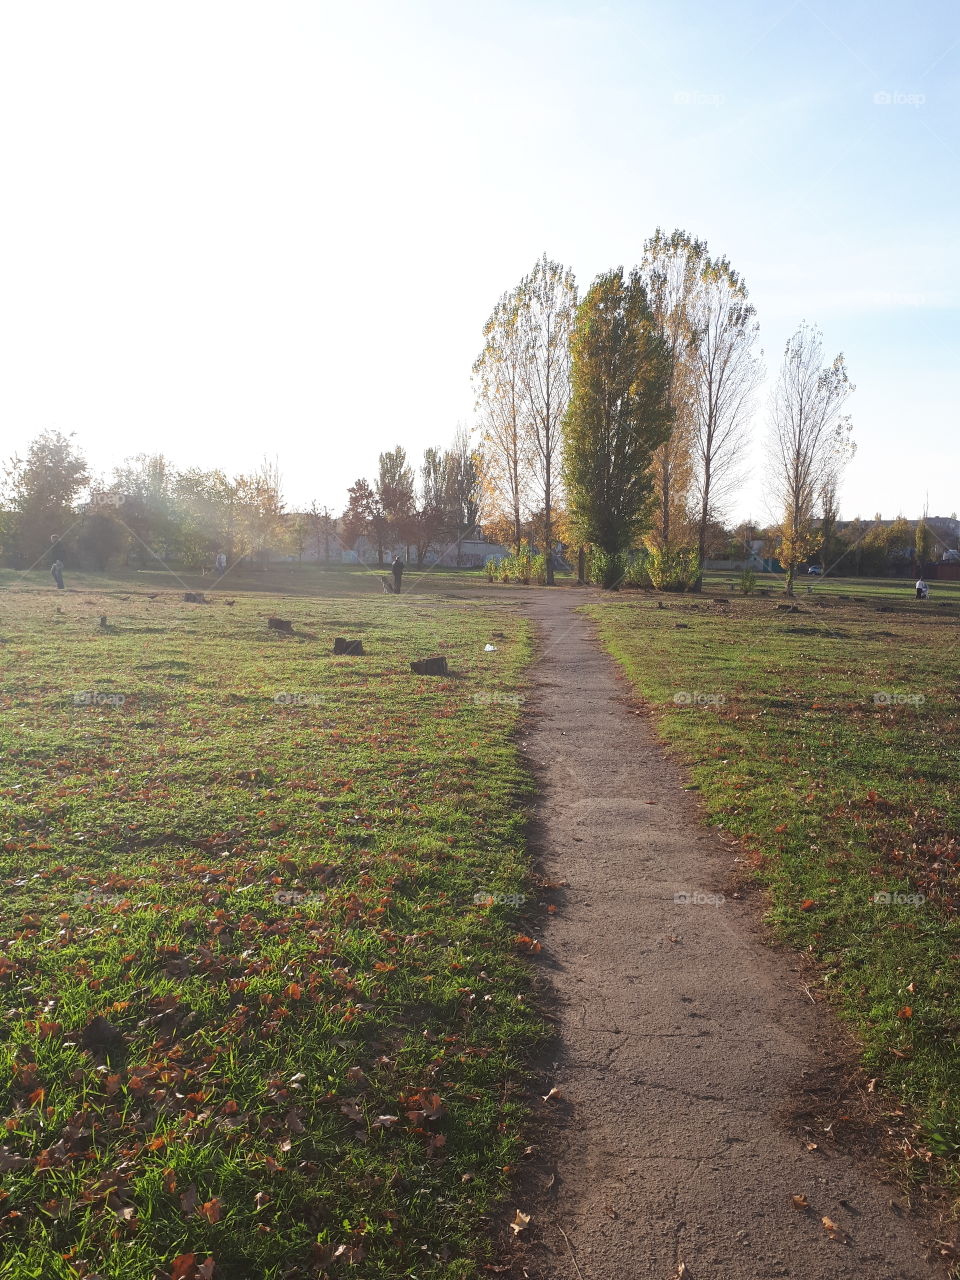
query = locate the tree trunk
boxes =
[577,545,586,584]
[694,484,709,593]
[544,473,554,585]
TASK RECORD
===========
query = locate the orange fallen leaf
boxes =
[821,1215,849,1242]
[792,1194,809,1210]
[509,1210,531,1235]
[199,1198,223,1224]
[800,899,816,911]
[898,1006,913,1019]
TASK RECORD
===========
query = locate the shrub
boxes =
[646,547,700,592]
[491,541,546,585]
[740,568,757,596]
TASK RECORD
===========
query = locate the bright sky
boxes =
[1,0,957,525]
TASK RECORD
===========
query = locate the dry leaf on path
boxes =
[792,1194,810,1210]
[821,1215,850,1243]
[510,1210,531,1235]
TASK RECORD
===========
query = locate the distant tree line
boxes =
[0,429,482,574]
[339,430,481,569]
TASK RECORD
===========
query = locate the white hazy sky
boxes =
[1,0,958,524]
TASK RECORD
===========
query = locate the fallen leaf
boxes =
[514,935,542,954]
[792,1194,810,1210]
[821,1215,849,1243]
[170,1256,196,1280]
[800,899,816,911]
[199,1198,223,1224]
[898,1006,913,1019]
[542,1087,562,1103]
[509,1210,530,1236]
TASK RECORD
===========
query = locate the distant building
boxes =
[271,515,507,567]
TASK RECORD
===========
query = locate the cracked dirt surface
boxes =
[515,588,943,1280]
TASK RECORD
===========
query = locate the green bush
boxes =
[740,568,757,596]
[490,542,547,585]
[646,547,700,592]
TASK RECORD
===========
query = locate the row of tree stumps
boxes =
[267,617,448,675]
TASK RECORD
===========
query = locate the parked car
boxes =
[807,565,823,575]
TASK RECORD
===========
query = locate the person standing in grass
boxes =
[50,559,65,589]
[392,555,404,594]
[915,577,928,600]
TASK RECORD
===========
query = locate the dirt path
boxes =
[517,588,941,1280]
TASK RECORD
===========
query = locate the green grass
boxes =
[0,577,541,1279]
[586,586,960,1179]
[703,566,960,605]
[0,561,491,601]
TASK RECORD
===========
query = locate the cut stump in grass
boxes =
[183,592,207,603]
[267,616,294,632]
[333,637,364,655]
[411,656,448,676]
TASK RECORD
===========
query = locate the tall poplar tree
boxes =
[562,269,673,585]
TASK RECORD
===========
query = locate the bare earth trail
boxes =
[513,587,941,1280]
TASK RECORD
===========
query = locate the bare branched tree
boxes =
[519,256,577,583]
[690,258,763,588]
[768,323,854,595]
[640,229,706,554]
[474,290,532,553]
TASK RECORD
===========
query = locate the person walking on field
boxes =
[50,559,65,590]
[916,577,928,600]
[391,555,404,595]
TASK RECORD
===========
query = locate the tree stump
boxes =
[411,656,448,676]
[333,637,364,655]
[184,592,207,603]
[268,616,293,632]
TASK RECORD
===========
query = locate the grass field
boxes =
[0,573,540,1280]
[587,582,960,1184]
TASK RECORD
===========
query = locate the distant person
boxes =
[216,552,227,574]
[915,577,928,600]
[50,559,65,590]
[391,555,404,594]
